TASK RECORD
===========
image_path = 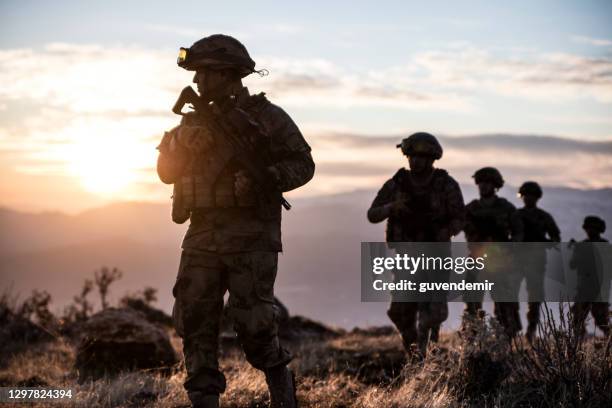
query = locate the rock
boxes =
[279,316,343,341]
[0,305,54,367]
[75,308,177,382]
[350,326,396,337]
[120,298,173,327]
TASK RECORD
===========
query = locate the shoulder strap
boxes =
[431,168,449,192]
[391,168,409,183]
[242,92,269,113]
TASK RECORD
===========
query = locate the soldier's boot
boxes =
[416,324,430,358]
[265,364,298,408]
[526,302,540,343]
[399,328,417,353]
[187,392,219,408]
[417,332,428,358]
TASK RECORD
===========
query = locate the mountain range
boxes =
[1,185,611,329]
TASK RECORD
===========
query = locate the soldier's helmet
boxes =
[177,34,256,77]
[396,132,443,160]
[473,167,504,188]
[583,215,606,234]
[519,181,543,198]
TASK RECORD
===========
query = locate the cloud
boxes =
[412,45,612,102]
[571,35,612,47]
[0,43,185,115]
[248,57,474,111]
[1,42,611,211]
[309,133,612,192]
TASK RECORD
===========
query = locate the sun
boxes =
[63,127,155,197]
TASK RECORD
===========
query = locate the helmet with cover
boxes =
[177,34,256,77]
[396,132,443,160]
[473,167,504,188]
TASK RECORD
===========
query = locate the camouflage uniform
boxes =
[464,168,524,337]
[158,39,314,400]
[367,133,465,353]
[517,182,561,338]
[570,216,610,337]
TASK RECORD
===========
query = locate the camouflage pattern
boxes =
[464,196,524,337]
[158,87,315,253]
[571,301,610,337]
[464,197,523,243]
[368,168,465,242]
[178,34,256,76]
[368,165,465,353]
[172,249,291,394]
[158,86,314,397]
[472,167,504,189]
[517,206,561,336]
[396,132,443,160]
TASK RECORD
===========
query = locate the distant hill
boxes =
[1,186,611,328]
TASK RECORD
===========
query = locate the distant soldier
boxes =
[570,216,610,338]
[157,34,315,408]
[367,132,465,356]
[464,167,524,337]
[517,181,561,341]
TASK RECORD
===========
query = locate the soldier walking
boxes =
[464,167,524,338]
[516,181,561,341]
[157,34,315,408]
[570,216,610,338]
[367,132,465,356]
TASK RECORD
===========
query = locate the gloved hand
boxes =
[389,199,412,217]
[176,124,215,153]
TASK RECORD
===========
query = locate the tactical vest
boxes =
[172,95,271,224]
[386,168,450,242]
[518,208,550,242]
[466,197,514,242]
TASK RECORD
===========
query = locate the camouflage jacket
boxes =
[464,196,524,242]
[517,207,561,242]
[157,87,315,253]
[367,168,465,242]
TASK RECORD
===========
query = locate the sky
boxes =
[1,0,611,213]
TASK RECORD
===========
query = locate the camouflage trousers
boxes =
[172,249,292,395]
[571,302,610,337]
[387,301,448,353]
[519,256,546,330]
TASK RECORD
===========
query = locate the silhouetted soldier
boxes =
[570,216,610,338]
[157,34,314,408]
[517,181,561,342]
[464,167,524,337]
[367,132,465,356]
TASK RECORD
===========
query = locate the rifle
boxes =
[172,86,292,212]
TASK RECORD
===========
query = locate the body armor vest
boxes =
[172,97,266,224]
[386,168,450,242]
[466,198,514,242]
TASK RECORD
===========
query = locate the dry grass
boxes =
[0,309,610,408]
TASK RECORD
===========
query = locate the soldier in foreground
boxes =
[367,132,465,356]
[157,34,315,408]
[516,181,561,341]
[464,167,524,337]
[570,216,610,338]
